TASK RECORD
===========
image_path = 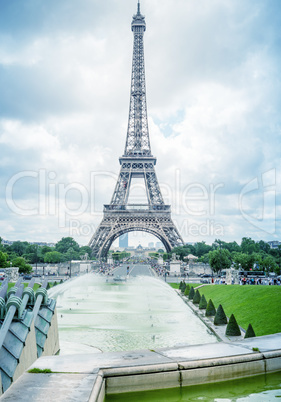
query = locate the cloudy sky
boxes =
[1,0,281,247]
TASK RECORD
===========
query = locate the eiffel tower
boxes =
[89,1,184,258]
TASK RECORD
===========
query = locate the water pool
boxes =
[49,273,217,354]
[105,371,281,401]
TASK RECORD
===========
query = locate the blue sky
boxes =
[1,0,281,247]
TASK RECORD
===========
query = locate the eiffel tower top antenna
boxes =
[137,0,140,14]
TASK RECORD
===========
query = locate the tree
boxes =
[257,240,270,254]
[112,251,130,261]
[199,294,207,310]
[199,253,209,264]
[55,237,80,254]
[184,284,190,296]
[188,287,195,300]
[41,246,53,255]
[214,304,227,325]
[44,251,62,264]
[193,289,201,304]
[222,241,241,253]
[194,241,212,258]
[171,246,190,261]
[225,314,241,336]
[208,249,232,274]
[263,256,278,274]
[241,237,257,255]
[79,246,93,259]
[10,241,29,256]
[181,282,186,293]
[244,324,256,339]
[0,251,9,268]
[205,299,216,316]
[12,257,32,274]
[232,252,255,271]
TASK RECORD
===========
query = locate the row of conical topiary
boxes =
[46,280,63,290]
[179,283,255,339]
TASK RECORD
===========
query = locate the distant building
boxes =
[156,241,163,249]
[2,240,14,246]
[148,242,154,248]
[268,241,281,249]
[119,233,128,248]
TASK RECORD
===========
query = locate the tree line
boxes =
[0,237,94,273]
[170,238,281,275]
[0,236,280,275]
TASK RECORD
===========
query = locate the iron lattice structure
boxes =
[89,2,184,258]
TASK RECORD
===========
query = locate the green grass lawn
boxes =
[172,283,281,337]
[6,283,41,291]
[169,283,201,289]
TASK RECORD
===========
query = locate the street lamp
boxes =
[35,245,38,275]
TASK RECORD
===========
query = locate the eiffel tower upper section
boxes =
[124,0,151,158]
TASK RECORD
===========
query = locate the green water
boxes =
[105,372,281,401]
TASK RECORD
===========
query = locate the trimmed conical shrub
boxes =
[188,286,195,300]
[199,294,207,309]
[205,299,216,316]
[193,289,201,304]
[244,323,256,339]
[53,281,57,287]
[226,314,241,336]
[184,284,190,296]
[181,282,186,293]
[179,281,183,291]
[214,304,227,325]
[60,279,63,284]
[46,282,51,290]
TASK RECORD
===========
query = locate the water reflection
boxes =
[49,273,217,354]
[105,371,281,401]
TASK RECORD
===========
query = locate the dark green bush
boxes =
[225,314,241,336]
[214,304,227,325]
[46,282,51,290]
[179,281,183,291]
[188,286,195,300]
[199,294,207,309]
[184,284,190,296]
[181,282,186,293]
[205,299,216,316]
[244,323,256,339]
[193,289,201,304]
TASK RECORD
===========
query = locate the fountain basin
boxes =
[2,333,280,401]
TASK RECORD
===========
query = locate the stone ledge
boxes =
[1,335,281,401]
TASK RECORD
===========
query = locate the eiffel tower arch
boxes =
[89,1,184,258]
